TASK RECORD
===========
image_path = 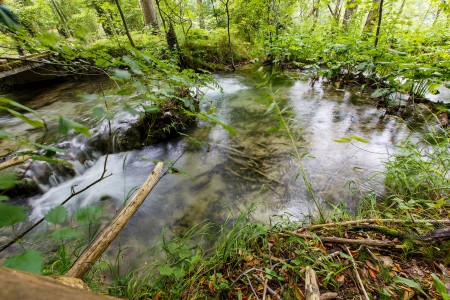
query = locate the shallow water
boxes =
[2,71,419,247]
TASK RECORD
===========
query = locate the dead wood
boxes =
[66,162,163,279]
[0,155,32,171]
[305,266,320,300]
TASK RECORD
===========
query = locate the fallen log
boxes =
[0,155,32,171]
[66,162,163,278]
[0,267,117,300]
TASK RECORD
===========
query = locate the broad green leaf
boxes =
[0,203,26,228]
[58,116,91,137]
[0,98,42,118]
[265,102,276,115]
[51,227,83,240]
[393,276,428,297]
[3,249,43,274]
[74,206,102,225]
[4,108,44,128]
[371,88,391,98]
[333,135,369,144]
[0,195,9,202]
[159,265,174,276]
[31,156,72,166]
[44,205,68,224]
[141,104,161,114]
[431,274,450,299]
[0,173,20,190]
[112,69,132,80]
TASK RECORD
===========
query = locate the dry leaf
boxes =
[208,281,215,293]
[375,255,394,268]
[244,255,254,262]
[402,288,415,300]
[365,260,380,272]
[335,273,345,283]
[368,268,377,279]
[295,285,305,300]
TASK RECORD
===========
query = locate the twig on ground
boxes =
[281,232,399,248]
[252,274,283,300]
[345,246,370,300]
[297,219,450,233]
[245,274,260,300]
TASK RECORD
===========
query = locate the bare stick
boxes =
[297,219,450,233]
[305,266,320,300]
[246,274,260,300]
[281,232,398,248]
[252,274,283,300]
[345,246,370,300]
[66,162,163,278]
[0,155,32,171]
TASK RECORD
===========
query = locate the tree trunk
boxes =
[364,0,380,33]
[113,0,136,47]
[310,0,320,31]
[342,0,357,27]
[397,0,407,16]
[197,0,205,29]
[374,0,384,47]
[223,0,235,70]
[139,0,159,31]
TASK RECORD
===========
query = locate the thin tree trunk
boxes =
[374,0,384,47]
[342,0,357,27]
[50,0,71,37]
[364,0,380,33]
[139,0,159,32]
[113,0,136,47]
[197,0,205,29]
[397,0,406,16]
[310,0,320,31]
[211,0,220,27]
[224,0,235,70]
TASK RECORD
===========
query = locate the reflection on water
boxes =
[0,72,422,250]
[5,71,418,246]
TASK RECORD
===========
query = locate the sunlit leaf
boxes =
[3,249,43,274]
[0,203,26,228]
[44,205,68,224]
[141,104,161,114]
[112,69,132,80]
[159,265,174,276]
[0,173,20,190]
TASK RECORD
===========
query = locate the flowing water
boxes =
[1,71,420,248]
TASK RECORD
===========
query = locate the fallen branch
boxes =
[305,266,320,300]
[297,219,450,233]
[66,162,163,279]
[281,232,399,248]
[0,155,32,171]
[252,274,283,300]
[345,246,370,300]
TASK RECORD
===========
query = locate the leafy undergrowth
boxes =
[92,202,450,300]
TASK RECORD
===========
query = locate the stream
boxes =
[1,70,420,249]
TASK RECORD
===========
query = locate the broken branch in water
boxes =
[66,162,163,278]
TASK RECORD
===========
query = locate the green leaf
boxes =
[141,105,161,114]
[0,173,20,190]
[58,116,91,137]
[371,88,392,98]
[0,130,11,139]
[159,265,174,276]
[112,69,132,80]
[393,276,428,297]
[51,227,83,240]
[0,203,26,228]
[431,274,450,299]
[3,249,43,274]
[333,135,369,144]
[44,205,68,224]
[74,206,102,225]
[0,195,9,202]
[0,98,42,118]
[265,102,276,115]
[4,108,44,128]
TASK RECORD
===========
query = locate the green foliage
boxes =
[44,205,68,224]
[431,274,450,300]
[3,249,43,274]
[0,202,26,228]
[0,172,20,190]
